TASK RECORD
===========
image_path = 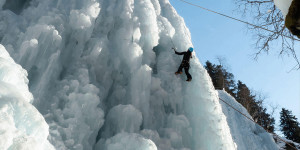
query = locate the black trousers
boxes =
[177,63,192,79]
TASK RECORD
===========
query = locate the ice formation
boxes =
[0,45,54,150]
[98,132,158,150]
[0,0,274,149]
[218,90,279,150]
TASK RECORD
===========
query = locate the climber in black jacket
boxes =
[173,47,193,82]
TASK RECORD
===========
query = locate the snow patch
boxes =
[274,0,293,17]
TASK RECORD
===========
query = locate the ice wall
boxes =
[0,45,54,150]
[218,90,279,150]
[0,0,236,149]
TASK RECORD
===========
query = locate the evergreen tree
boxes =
[215,65,224,90]
[222,69,236,97]
[236,81,253,110]
[205,61,275,132]
[204,61,236,96]
[205,61,218,88]
[280,108,300,143]
[236,81,275,132]
[255,107,275,132]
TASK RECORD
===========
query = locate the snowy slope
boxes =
[0,0,237,150]
[218,90,279,150]
[274,135,300,150]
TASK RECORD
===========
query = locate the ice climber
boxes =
[173,47,193,82]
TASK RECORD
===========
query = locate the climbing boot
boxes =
[186,78,192,82]
[175,71,182,75]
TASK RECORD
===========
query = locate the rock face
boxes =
[285,0,300,38]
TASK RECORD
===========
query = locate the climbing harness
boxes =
[219,97,298,150]
[176,0,300,42]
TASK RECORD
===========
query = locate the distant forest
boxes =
[204,61,300,144]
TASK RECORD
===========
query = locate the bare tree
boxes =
[216,56,229,69]
[234,0,300,69]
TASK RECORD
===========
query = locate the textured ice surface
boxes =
[0,45,54,150]
[0,0,239,149]
[97,132,157,150]
[218,90,279,150]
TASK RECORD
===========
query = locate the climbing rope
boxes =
[176,0,300,42]
[160,21,176,48]
[161,19,193,50]
[219,97,298,150]
[169,35,176,49]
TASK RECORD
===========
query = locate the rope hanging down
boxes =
[161,22,176,48]
[177,0,300,42]
[219,97,298,150]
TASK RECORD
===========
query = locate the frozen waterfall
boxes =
[0,0,237,149]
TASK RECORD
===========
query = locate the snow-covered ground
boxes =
[218,90,279,150]
[274,135,300,150]
[0,0,285,150]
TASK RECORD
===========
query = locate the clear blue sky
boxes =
[170,0,300,130]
